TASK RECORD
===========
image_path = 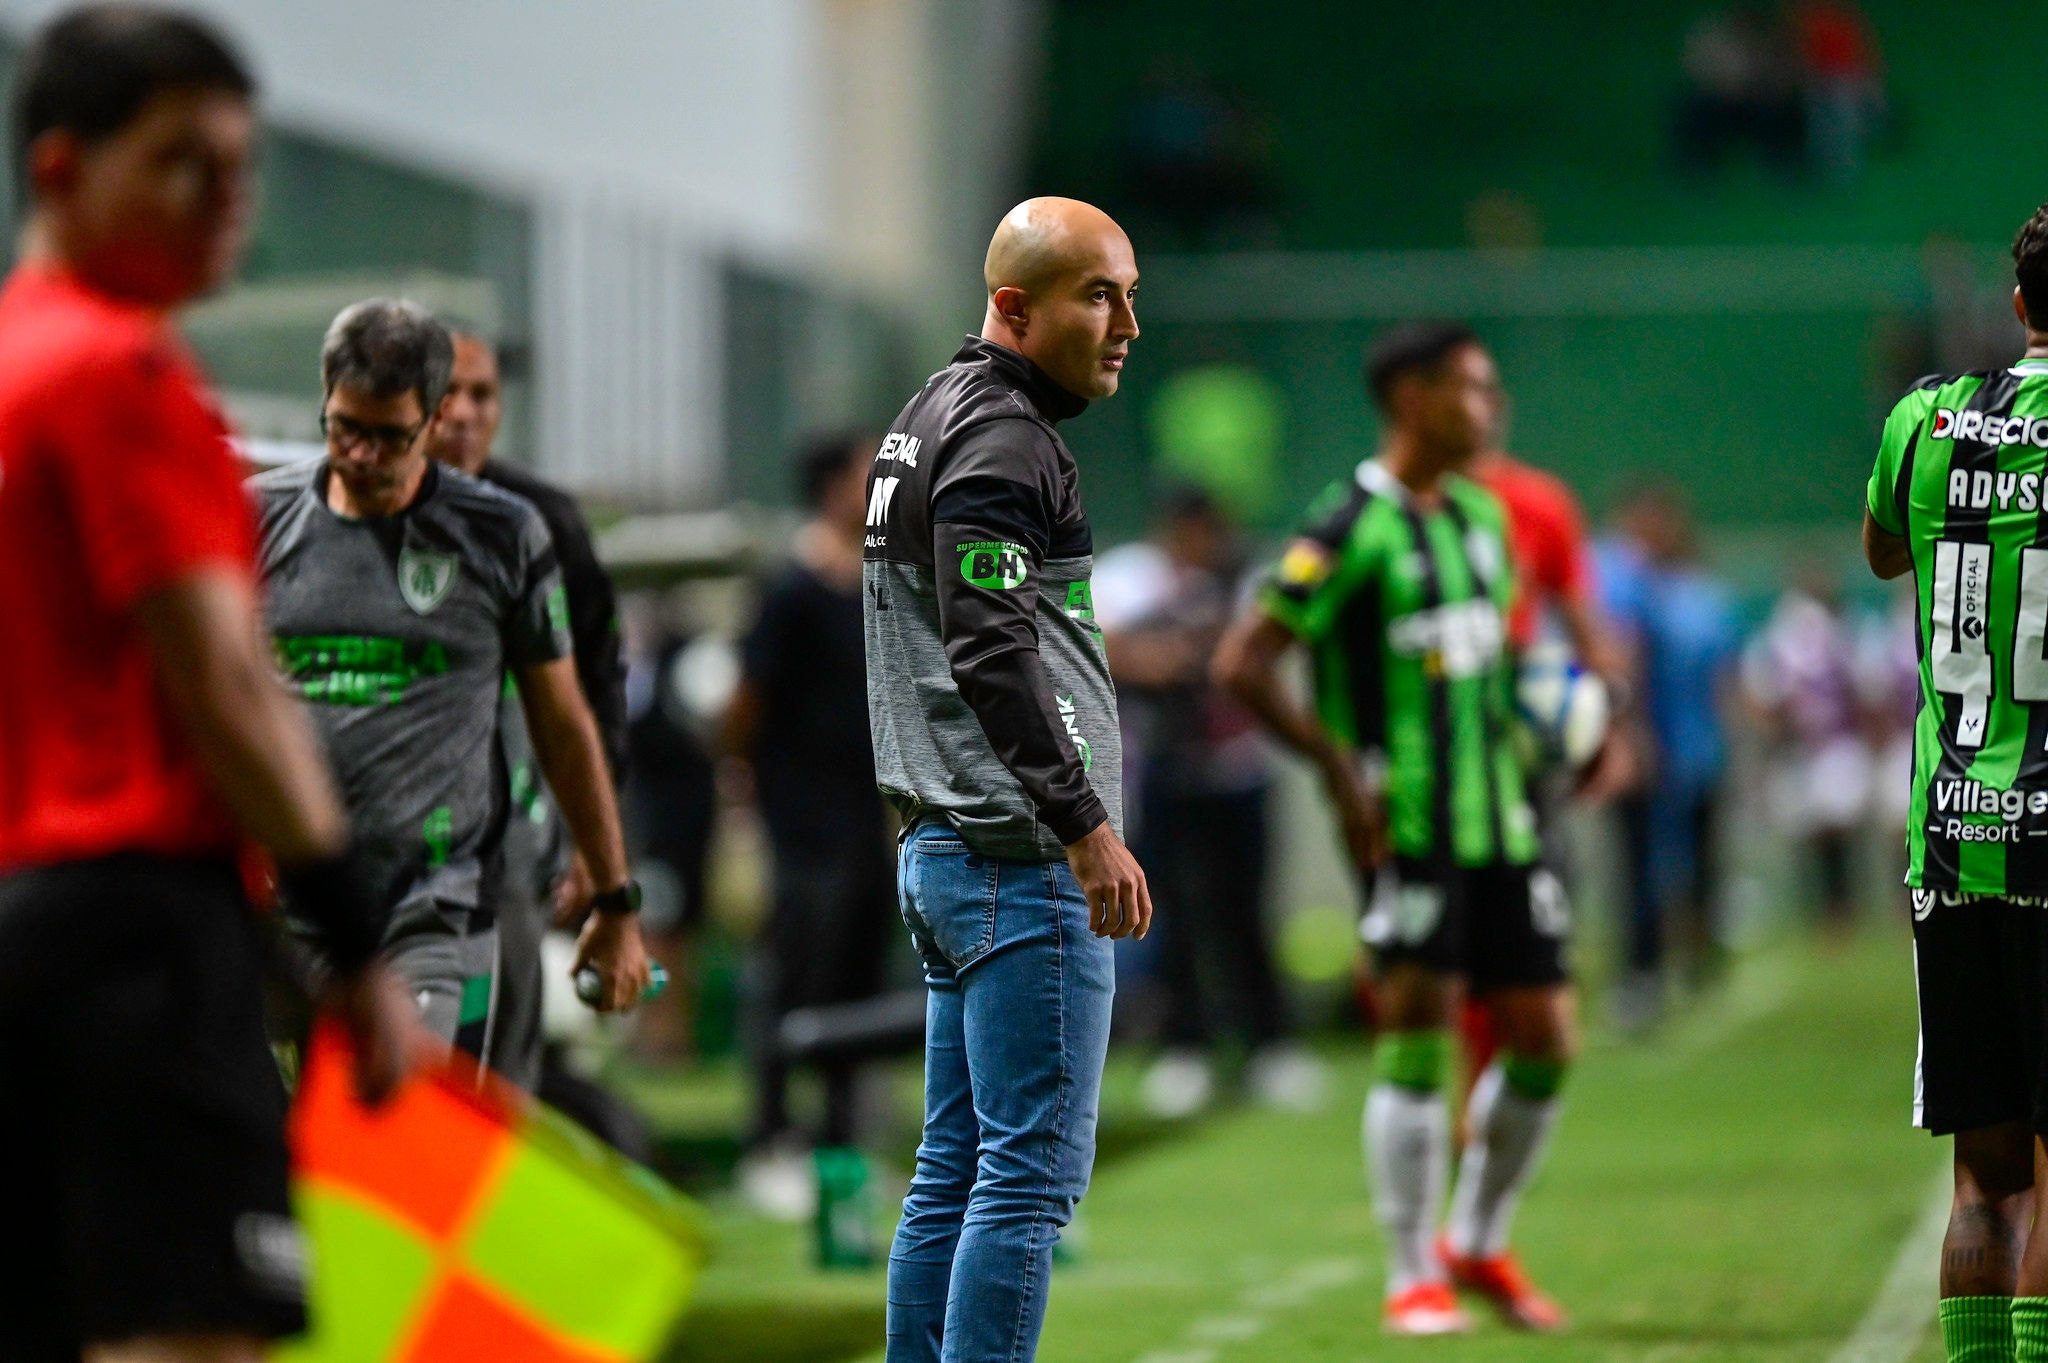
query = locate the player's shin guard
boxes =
[1365,1030,1452,1294]
[2006,1296,2045,1362]
[1445,1055,1565,1259]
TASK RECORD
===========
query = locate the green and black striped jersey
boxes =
[1867,357,2048,897]
[1261,459,1539,869]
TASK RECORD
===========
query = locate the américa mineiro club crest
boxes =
[398,547,459,616]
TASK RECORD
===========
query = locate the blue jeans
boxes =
[886,820,1115,1363]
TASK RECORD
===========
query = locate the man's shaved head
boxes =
[981,197,1139,400]
[984,197,1128,296]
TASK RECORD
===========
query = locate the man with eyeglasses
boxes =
[252,299,651,1064]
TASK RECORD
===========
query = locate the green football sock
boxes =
[2011,1296,2048,1362]
[1941,1295,2013,1362]
[1373,1030,1450,1093]
[1503,1053,1568,1101]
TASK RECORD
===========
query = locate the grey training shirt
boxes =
[252,459,570,943]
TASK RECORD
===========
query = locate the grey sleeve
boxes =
[505,508,573,669]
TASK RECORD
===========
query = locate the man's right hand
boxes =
[324,961,436,1106]
[1065,822,1152,940]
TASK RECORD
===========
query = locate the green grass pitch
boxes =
[656,930,1950,1363]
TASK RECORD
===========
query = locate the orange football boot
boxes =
[1382,1279,1473,1336]
[1437,1235,1567,1331]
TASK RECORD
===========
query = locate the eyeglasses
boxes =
[320,410,427,456]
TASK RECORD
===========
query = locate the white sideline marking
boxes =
[1132,1258,1363,1363]
[1827,1166,1952,1363]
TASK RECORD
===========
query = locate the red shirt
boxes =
[1470,451,1592,649]
[0,265,254,872]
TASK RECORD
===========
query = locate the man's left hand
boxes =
[571,905,653,1012]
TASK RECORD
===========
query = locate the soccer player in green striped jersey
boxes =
[1218,324,1572,1336]
[1865,204,2048,1363]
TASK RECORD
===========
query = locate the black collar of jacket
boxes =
[951,335,1089,425]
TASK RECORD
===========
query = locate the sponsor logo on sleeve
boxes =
[1064,580,1096,627]
[1276,539,1334,592]
[958,540,1029,589]
[1057,693,1094,770]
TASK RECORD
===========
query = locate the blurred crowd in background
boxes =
[1674,2,1890,184]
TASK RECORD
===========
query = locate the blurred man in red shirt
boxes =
[0,9,413,1362]
[1470,448,1625,684]
[1457,428,1631,1150]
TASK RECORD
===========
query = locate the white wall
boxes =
[0,0,1046,505]
[0,0,825,257]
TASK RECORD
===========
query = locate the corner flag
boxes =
[275,1026,707,1362]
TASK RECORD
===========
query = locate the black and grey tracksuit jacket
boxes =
[862,337,1123,862]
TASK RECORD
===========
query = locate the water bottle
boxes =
[813,1145,880,1270]
[573,960,670,1008]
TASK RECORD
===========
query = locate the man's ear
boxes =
[25,128,82,203]
[992,285,1031,332]
[2017,285,2033,331]
[1384,372,1418,425]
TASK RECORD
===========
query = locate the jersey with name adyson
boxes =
[251,460,570,940]
[1867,358,2048,898]
[863,336,1122,861]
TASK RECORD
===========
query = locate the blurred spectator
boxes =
[1598,489,1741,1032]
[1791,1,1885,182]
[1117,57,1279,250]
[620,596,721,1053]
[1741,569,1868,935]
[725,434,898,1211]
[1853,586,1919,884]
[1672,6,1804,178]
[1094,488,1322,1119]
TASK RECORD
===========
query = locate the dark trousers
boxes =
[751,836,897,1146]
[1619,788,1721,975]
[492,879,547,1092]
[1145,783,1286,1050]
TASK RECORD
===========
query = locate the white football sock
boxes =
[1445,1061,1562,1259]
[1364,1083,1450,1294]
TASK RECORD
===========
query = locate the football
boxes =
[1516,645,1611,770]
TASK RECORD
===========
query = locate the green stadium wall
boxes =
[1031,0,2047,558]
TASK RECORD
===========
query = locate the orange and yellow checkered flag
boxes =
[275,1026,707,1362]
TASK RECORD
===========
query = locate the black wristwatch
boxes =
[590,879,642,917]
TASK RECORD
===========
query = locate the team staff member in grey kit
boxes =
[866,196,1150,1363]
[428,325,629,1090]
[253,301,650,1056]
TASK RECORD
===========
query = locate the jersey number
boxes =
[1931,540,2048,748]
